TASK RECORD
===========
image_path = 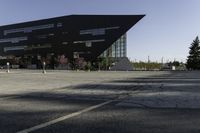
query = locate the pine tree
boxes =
[186,36,200,70]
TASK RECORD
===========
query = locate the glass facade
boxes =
[101,34,127,58]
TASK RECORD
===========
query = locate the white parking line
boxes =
[0,96,19,100]
[16,99,114,133]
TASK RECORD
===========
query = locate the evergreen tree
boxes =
[186,36,200,70]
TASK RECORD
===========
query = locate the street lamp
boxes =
[6,62,10,73]
[42,62,46,74]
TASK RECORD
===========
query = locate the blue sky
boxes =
[0,0,200,62]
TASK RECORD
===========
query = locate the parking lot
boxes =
[1,70,200,133]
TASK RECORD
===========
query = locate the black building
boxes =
[0,15,144,69]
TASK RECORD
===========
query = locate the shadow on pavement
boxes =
[0,71,200,133]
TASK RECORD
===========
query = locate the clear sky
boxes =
[0,0,200,63]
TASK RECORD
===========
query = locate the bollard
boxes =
[6,62,10,73]
[42,62,46,74]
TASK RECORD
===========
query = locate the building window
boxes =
[73,39,105,44]
[25,44,52,51]
[36,33,55,39]
[4,24,54,35]
[57,23,63,27]
[37,35,47,39]
[80,29,105,36]
[48,33,55,36]
[86,42,92,47]
[4,46,27,52]
[80,26,119,36]
[0,37,28,43]
[62,42,68,45]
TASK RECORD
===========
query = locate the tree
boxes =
[186,36,200,70]
[98,57,114,70]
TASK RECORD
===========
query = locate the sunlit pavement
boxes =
[1,70,200,133]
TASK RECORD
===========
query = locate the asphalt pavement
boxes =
[0,70,200,133]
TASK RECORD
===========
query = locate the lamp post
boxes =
[6,62,10,73]
[42,62,46,74]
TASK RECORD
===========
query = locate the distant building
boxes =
[0,15,144,69]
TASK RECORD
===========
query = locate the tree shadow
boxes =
[0,71,200,132]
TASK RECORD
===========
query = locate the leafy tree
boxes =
[167,61,180,67]
[98,57,114,70]
[132,61,162,70]
[173,61,180,67]
[187,36,200,70]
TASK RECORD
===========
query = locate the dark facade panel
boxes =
[0,15,145,61]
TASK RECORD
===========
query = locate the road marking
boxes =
[0,96,19,100]
[16,100,114,133]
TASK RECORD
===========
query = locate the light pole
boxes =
[6,62,10,73]
[42,62,46,74]
[148,56,150,63]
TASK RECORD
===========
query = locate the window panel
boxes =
[80,26,119,36]
[4,24,54,35]
[0,37,27,43]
